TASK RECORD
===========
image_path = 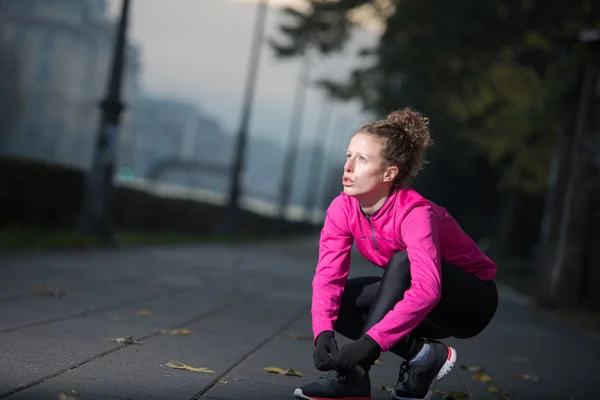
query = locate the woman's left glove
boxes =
[337,334,382,371]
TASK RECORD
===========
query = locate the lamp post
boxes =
[302,98,333,223]
[223,0,269,235]
[77,0,130,243]
[277,53,311,224]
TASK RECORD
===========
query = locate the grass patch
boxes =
[0,226,264,253]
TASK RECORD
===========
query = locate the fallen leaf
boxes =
[58,394,76,400]
[160,328,192,335]
[374,359,383,365]
[262,367,303,377]
[460,364,483,372]
[517,374,539,382]
[34,284,67,299]
[280,368,303,377]
[446,390,469,399]
[380,386,394,393]
[108,335,141,345]
[488,386,500,394]
[166,360,215,373]
[263,367,284,374]
[217,379,228,384]
[472,372,492,383]
[138,309,151,317]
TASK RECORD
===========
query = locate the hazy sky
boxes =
[106,0,379,150]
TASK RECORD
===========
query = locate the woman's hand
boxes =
[313,330,340,371]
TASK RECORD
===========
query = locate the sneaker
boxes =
[392,340,457,400]
[293,369,372,400]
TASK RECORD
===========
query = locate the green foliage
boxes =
[270,0,600,194]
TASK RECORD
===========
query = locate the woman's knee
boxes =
[335,276,379,339]
[387,251,410,272]
[381,251,411,285]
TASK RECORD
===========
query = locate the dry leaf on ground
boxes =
[446,390,469,399]
[138,309,151,317]
[108,335,141,345]
[517,374,539,382]
[34,284,67,298]
[472,372,492,383]
[159,328,191,335]
[263,367,303,377]
[374,359,383,365]
[166,360,215,373]
[217,379,228,384]
[58,394,76,400]
[460,364,483,372]
[488,386,500,394]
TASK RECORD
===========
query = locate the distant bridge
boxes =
[145,157,231,180]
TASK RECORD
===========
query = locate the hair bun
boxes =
[385,108,432,151]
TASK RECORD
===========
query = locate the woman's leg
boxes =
[419,260,498,339]
[336,251,498,360]
[334,276,381,340]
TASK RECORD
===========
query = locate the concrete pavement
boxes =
[0,237,597,400]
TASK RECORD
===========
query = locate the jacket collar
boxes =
[355,189,398,221]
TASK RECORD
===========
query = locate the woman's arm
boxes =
[311,196,354,342]
[365,202,442,352]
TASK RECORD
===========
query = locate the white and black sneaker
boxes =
[293,369,372,400]
[392,340,457,400]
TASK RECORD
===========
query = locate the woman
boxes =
[293,108,498,400]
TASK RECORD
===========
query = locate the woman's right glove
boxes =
[313,330,340,371]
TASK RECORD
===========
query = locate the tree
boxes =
[270,0,598,195]
[271,0,600,308]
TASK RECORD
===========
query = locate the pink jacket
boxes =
[312,188,497,352]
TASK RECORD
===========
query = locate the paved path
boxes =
[0,237,596,400]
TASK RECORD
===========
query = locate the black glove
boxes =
[338,334,382,372]
[313,330,340,371]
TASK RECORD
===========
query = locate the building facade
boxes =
[0,0,140,171]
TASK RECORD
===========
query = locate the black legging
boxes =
[335,251,498,360]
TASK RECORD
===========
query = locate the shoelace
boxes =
[397,360,422,388]
[397,361,409,386]
[317,370,347,385]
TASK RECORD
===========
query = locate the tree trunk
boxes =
[541,48,600,309]
[491,187,519,258]
[535,120,573,303]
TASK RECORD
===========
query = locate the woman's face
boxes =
[342,133,396,200]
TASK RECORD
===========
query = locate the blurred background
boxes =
[0,0,599,317]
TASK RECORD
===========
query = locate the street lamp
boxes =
[77,0,130,243]
[302,97,333,223]
[277,53,311,223]
[223,0,269,235]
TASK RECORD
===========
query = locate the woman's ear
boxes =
[383,165,398,182]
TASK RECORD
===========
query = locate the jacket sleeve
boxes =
[311,196,354,342]
[365,203,442,352]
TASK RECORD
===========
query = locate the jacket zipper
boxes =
[365,216,380,250]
